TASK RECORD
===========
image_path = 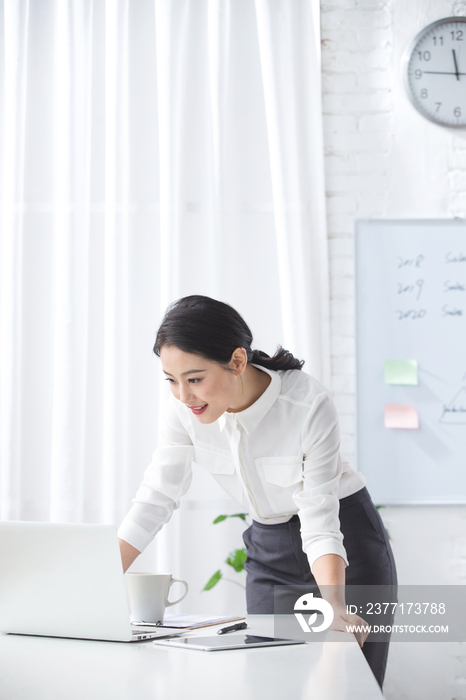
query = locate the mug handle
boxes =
[165,578,189,607]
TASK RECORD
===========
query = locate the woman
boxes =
[118,295,397,688]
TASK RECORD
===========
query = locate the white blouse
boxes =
[117,365,366,570]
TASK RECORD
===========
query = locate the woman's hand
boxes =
[119,538,141,573]
[330,605,370,648]
[311,555,370,647]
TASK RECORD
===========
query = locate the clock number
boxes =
[420,89,428,99]
[414,69,422,79]
[454,107,462,118]
[417,50,431,61]
[451,30,464,41]
[435,102,441,113]
[432,36,444,46]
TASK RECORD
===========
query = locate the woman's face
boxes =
[160,346,244,424]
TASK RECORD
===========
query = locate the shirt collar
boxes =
[222,364,281,435]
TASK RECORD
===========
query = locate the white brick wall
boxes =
[322,0,466,459]
[321,1,466,697]
[322,0,394,462]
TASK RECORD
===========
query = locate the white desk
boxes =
[0,615,383,700]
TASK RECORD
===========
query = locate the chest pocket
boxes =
[193,446,235,475]
[255,456,303,488]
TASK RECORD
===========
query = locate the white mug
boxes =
[125,573,189,624]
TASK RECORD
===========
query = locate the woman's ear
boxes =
[229,347,248,375]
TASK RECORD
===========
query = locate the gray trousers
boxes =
[242,487,397,689]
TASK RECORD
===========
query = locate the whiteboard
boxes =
[355,219,466,504]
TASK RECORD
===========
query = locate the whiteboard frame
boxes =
[354,218,466,506]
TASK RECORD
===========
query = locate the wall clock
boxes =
[402,16,466,127]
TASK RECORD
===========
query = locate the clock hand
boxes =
[422,70,466,75]
[452,49,460,81]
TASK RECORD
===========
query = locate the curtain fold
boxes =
[50,0,81,520]
[102,0,130,523]
[0,1,328,585]
[0,0,29,520]
[206,0,230,290]
[255,0,330,384]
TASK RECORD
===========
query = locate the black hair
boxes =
[153,295,304,372]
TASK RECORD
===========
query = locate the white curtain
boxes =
[0,0,328,596]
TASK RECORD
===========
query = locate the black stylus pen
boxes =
[217,622,248,635]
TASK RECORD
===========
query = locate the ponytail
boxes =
[251,347,304,372]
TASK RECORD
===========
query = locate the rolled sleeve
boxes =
[117,513,163,553]
[293,392,348,570]
[118,396,194,553]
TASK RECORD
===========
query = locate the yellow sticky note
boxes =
[384,404,419,430]
[384,360,418,385]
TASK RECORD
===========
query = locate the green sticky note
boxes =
[384,360,418,385]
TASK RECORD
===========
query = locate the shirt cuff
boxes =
[304,539,349,571]
[117,518,157,553]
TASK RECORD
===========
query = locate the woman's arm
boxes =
[119,538,141,573]
[117,395,194,561]
[312,553,370,648]
[296,393,369,646]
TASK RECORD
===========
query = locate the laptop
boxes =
[0,521,181,642]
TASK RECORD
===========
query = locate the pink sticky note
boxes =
[384,404,419,429]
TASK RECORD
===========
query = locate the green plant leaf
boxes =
[225,548,247,573]
[212,513,248,525]
[203,570,222,591]
[212,515,227,524]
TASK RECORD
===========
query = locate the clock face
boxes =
[404,17,466,127]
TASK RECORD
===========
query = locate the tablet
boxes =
[152,634,305,651]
